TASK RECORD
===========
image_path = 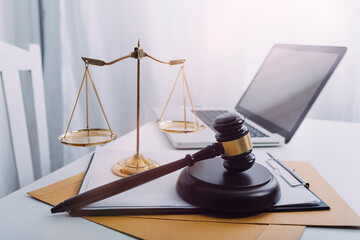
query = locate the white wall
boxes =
[139,0,360,122]
[58,0,360,164]
[61,0,360,127]
[59,0,143,164]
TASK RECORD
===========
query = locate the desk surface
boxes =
[1,119,360,239]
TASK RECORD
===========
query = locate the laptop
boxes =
[158,44,347,149]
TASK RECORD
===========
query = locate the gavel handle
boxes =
[51,143,223,214]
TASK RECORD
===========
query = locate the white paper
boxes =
[79,147,194,209]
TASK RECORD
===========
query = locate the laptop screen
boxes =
[236,44,347,143]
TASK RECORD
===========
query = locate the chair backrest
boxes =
[0,41,50,188]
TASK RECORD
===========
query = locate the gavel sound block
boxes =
[176,112,281,212]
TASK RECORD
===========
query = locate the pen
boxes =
[266,152,309,188]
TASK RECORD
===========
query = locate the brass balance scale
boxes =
[59,41,205,177]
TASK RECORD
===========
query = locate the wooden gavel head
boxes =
[213,112,255,173]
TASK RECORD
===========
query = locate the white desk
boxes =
[0,119,360,239]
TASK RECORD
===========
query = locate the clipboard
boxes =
[70,148,329,216]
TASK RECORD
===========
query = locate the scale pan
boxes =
[156,120,205,134]
[59,128,117,147]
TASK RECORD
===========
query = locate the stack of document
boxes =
[77,146,328,214]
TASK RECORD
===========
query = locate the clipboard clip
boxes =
[266,152,310,189]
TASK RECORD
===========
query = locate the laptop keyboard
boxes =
[194,110,269,138]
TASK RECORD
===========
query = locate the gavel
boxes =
[52,112,280,214]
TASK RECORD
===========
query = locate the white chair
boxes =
[0,41,50,190]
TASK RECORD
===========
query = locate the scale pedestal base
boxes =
[176,157,281,213]
[112,154,160,178]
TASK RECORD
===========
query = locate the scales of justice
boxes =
[58,40,205,177]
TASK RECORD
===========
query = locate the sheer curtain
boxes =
[59,1,143,164]
[56,0,360,166]
[1,0,359,196]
